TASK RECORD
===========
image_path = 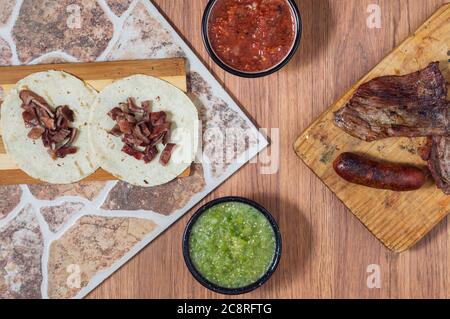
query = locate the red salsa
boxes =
[208,0,296,73]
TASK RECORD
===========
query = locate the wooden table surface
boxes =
[88,0,450,299]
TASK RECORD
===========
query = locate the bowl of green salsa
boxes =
[183,197,282,295]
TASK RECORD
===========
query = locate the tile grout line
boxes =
[0,185,29,229]
[0,0,23,65]
[95,0,133,61]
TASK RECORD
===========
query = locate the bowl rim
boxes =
[182,196,282,295]
[201,0,302,78]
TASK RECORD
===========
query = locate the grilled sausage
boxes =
[333,152,426,191]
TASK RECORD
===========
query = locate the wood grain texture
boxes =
[294,5,450,252]
[0,58,190,184]
[87,0,450,299]
[0,58,187,92]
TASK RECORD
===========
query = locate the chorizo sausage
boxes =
[333,152,426,191]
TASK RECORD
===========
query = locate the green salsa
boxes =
[189,202,277,289]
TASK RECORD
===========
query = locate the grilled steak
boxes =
[334,62,449,141]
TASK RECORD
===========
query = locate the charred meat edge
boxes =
[333,62,449,142]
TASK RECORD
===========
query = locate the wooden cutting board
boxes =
[0,58,190,185]
[294,4,450,252]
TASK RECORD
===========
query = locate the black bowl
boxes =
[202,0,302,78]
[182,196,282,295]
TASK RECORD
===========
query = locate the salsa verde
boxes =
[189,202,276,289]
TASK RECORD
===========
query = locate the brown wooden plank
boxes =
[0,166,191,185]
[0,58,186,84]
[293,3,450,252]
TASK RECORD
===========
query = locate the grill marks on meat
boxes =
[160,143,176,166]
[334,62,449,142]
[107,98,176,166]
[19,90,78,160]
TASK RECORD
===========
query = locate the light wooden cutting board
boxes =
[294,4,450,252]
[0,58,190,185]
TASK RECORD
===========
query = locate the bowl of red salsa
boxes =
[202,0,302,78]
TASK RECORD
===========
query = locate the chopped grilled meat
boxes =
[122,144,145,161]
[55,113,67,129]
[49,128,71,143]
[22,109,39,127]
[108,99,176,165]
[160,143,176,166]
[108,124,123,137]
[334,62,449,141]
[19,90,36,105]
[144,146,158,163]
[137,121,151,137]
[40,114,56,130]
[18,90,78,160]
[19,90,51,114]
[133,125,150,144]
[150,111,167,126]
[149,132,165,147]
[57,105,75,122]
[117,117,133,134]
[149,122,171,139]
[108,107,124,121]
[41,130,52,148]
[27,126,45,140]
[64,128,78,147]
[56,146,78,159]
[142,100,152,113]
[128,97,144,113]
[122,133,143,148]
[163,129,171,145]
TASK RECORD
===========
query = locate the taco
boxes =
[1,70,98,184]
[88,75,199,187]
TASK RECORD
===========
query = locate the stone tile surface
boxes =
[12,0,113,63]
[102,164,205,215]
[0,186,22,220]
[47,215,156,299]
[106,2,184,60]
[28,182,107,201]
[188,72,257,177]
[40,202,85,233]
[0,205,43,299]
[0,37,12,66]
[106,0,133,17]
[0,0,15,26]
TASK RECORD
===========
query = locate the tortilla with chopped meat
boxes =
[88,75,199,187]
[1,70,98,184]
